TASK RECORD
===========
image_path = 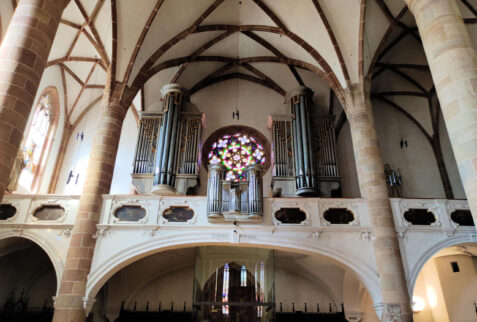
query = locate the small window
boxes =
[451,261,460,273]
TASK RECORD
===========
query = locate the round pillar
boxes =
[0,0,69,202]
[52,84,127,322]
[346,83,412,321]
[406,0,477,224]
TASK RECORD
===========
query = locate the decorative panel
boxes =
[274,208,306,224]
[163,206,194,222]
[114,206,147,222]
[323,208,354,224]
[0,205,16,220]
[403,208,436,225]
[450,209,474,226]
[33,205,65,221]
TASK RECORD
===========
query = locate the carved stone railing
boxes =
[0,195,473,238]
[96,195,374,237]
[389,198,475,238]
[0,194,78,233]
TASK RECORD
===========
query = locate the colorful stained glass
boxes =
[222,263,230,315]
[240,265,247,287]
[208,133,265,181]
[18,94,52,190]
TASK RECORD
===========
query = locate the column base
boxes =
[53,294,87,322]
[151,184,176,195]
[296,187,318,197]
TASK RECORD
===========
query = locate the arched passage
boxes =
[0,237,58,320]
[87,244,380,322]
[411,241,477,322]
[86,233,382,320]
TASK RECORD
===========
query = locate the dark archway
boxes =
[0,237,57,321]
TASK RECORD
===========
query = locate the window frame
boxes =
[20,87,60,193]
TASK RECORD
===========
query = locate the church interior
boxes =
[0,0,477,321]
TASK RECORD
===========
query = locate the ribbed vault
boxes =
[0,0,476,127]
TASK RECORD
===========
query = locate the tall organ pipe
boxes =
[152,84,188,193]
[288,87,318,196]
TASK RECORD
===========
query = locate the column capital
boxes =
[285,86,313,103]
[344,81,371,119]
[161,83,189,99]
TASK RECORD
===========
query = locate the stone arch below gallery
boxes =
[87,245,379,322]
[0,237,58,320]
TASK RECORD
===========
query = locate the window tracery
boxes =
[208,133,265,181]
[18,92,57,192]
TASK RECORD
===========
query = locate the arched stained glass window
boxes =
[241,265,247,287]
[222,263,230,315]
[18,90,58,192]
[208,133,266,181]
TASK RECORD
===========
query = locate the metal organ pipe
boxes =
[166,101,180,185]
[288,87,318,196]
[207,164,224,217]
[159,95,175,184]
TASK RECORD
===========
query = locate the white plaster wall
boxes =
[56,103,101,194]
[56,105,138,195]
[412,254,477,322]
[126,266,195,311]
[275,266,335,313]
[373,98,446,198]
[110,108,139,194]
[191,80,286,197]
[0,0,14,42]
[435,255,477,322]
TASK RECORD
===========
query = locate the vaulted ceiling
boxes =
[1,0,477,127]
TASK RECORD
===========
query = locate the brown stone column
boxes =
[346,83,412,321]
[406,0,477,224]
[52,83,127,322]
[0,0,69,202]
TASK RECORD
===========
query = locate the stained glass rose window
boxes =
[208,133,266,181]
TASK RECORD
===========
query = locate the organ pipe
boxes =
[288,87,318,196]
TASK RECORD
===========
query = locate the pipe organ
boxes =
[270,87,341,197]
[131,84,202,195]
[207,164,263,221]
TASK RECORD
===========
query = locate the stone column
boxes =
[0,0,69,202]
[405,0,477,224]
[52,83,127,322]
[287,87,318,196]
[346,83,412,321]
[152,84,188,195]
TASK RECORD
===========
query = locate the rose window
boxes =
[208,133,266,181]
